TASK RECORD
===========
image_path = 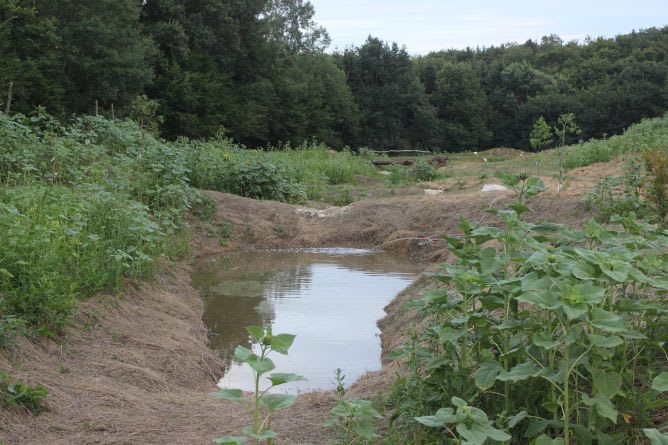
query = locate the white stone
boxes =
[424,189,444,195]
[481,184,510,192]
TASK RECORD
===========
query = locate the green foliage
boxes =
[186,139,374,202]
[341,36,439,150]
[209,325,304,445]
[387,165,405,185]
[643,148,668,226]
[413,158,440,182]
[0,372,47,413]
[530,116,553,151]
[555,113,581,148]
[325,399,382,445]
[0,111,196,338]
[389,182,668,444]
[563,114,668,169]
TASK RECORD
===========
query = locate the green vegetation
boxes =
[209,325,304,445]
[387,176,668,444]
[0,110,377,343]
[0,372,47,413]
[0,111,196,341]
[186,139,376,202]
[564,114,668,169]
[530,117,553,152]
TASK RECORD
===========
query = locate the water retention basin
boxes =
[192,248,420,393]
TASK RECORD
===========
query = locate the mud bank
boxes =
[0,189,589,444]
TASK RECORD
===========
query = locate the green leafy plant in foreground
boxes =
[325,399,383,445]
[209,325,304,444]
[324,368,383,445]
[390,175,668,444]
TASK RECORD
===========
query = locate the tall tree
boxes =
[37,0,156,114]
[431,62,492,150]
[341,37,438,150]
[0,0,63,114]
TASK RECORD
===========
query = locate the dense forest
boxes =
[1,0,667,151]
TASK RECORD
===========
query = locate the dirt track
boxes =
[0,182,593,444]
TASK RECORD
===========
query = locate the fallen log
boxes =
[371,159,415,166]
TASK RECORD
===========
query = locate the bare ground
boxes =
[0,178,596,445]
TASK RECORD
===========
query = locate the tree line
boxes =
[1,0,667,151]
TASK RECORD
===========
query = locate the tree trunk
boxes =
[5,81,13,114]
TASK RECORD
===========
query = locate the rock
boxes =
[378,170,391,176]
[424,189,444,195]
[481,184,510,192]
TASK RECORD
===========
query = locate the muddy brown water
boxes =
[192,248,421,393]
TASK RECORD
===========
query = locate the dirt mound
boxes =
[200,187,590,261]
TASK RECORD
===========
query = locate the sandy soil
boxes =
[0,176,596,445]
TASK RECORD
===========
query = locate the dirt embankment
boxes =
[0,185,591,445]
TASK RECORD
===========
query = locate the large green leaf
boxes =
[245,326,264,343]
[652,372,668,392]
[516,291,560,310]
[269,334,296,354]
[233,346,255,363]
[415,407,456,428]
[589,308,626,332]
[247,356,275,374]
[643,429,668,445]
[497,362,540,382]
[267,373,305,386]
[456,423,488,445]
[479,247,501,274]
[582,394,617,423]
[352,420,378,440]
[592,369,622,399]
[260,393,296,412]
[587,333,623,348]
[208,388,246,403]
[474,361,503,390]
[533,332,562,350]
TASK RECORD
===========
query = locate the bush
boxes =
[413,158,439,182]
[0,186,169,335]
[0,372,47,413]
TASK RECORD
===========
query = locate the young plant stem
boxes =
[563,344,570,445]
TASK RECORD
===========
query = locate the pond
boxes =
[192,248,420,393]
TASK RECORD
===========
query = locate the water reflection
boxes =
[192,248,421,393]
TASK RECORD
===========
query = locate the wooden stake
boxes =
[95,99,99,116]
[5,81,13,114]
[111,103,115,122]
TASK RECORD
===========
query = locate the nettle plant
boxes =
[393,175,668,444]
[209,325,304,445]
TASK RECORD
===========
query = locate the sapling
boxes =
[209,325,304,445]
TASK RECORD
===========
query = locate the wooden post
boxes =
[111,103,115,122]
[95,99,99,116]
[5,81,13,114]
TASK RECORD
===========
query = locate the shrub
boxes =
[413,158,439,182]
[0,372,47,414]
[643,148,668,225]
